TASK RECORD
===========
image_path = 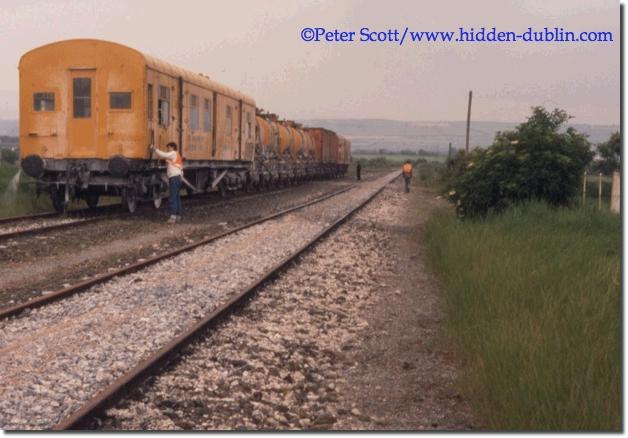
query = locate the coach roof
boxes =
[19,39,255,105]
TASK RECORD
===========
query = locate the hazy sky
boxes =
[0,0,620,124]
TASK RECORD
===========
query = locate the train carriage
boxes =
[19,39,350,212]
[20,39,255,212]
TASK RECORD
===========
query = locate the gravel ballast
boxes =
[0,179,356,308]
[0,172,396,430]
[100,179,472,430]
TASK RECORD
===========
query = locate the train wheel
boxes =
[86,192,99,209]
[152,185,162,209]
[50,188,66,213]
[122,188,137,213]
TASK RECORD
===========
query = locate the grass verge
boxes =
[424,202,620,430]
[0,163,54,218]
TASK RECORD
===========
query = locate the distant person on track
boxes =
[356,161,362,180]
[150,142,183,223]
[402,160,413,193]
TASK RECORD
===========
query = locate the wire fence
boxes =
[582,171,619,213]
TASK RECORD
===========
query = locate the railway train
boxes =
[18,39,351,212]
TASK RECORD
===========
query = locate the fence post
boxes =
[582,171,587,207]
[611,171,620,214]
[598,173,602,210]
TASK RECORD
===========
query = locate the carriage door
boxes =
[236,100,243,160]
[67,69,97,157]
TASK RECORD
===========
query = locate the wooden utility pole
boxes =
[465,90,472,153]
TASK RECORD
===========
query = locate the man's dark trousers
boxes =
[169,175,182,216]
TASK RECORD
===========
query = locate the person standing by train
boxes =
[150,142,183,223]
[356,161,362,181]
[402,160,413,193]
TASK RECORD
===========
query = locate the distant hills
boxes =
[299,119,619,154]
[0,119,618,153]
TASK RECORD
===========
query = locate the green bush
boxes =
[448,108,593,218]
[1,148,19,165]
[590,132,620,175]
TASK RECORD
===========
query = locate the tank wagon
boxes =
[19,39,350,212]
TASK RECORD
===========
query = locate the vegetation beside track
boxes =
[352,152,447,163]
[0,163,51,218]
[416,106,620,430]
[424,203,620,430]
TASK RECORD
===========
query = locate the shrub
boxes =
[1,148,19,165]
[448,107,593,217]
[590,131,620,175]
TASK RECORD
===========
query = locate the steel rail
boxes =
[0,211,60,226]
[0,183,358,320]
[0,172,369,227]
[0,217,105,242]
[52,171,400,430]
[0,187,296,242]
[0,178,359,240]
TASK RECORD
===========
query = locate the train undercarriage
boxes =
[22,155,348,213]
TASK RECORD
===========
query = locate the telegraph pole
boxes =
[465,90,472,153]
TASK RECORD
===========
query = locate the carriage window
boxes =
[225,105,232,134]
[109,92,131,109]
[203,98,212,132]
[147,84,153,120]
[247,112,252,140]
[73,78,91,118]
[190,94,199,131]
[33,92,55,111]
[158,85,170,127]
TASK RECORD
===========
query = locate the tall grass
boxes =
[0,163,52,217]
[584,176,612,210]
[425,203,620,430]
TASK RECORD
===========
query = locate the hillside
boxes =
[299,119,619,154]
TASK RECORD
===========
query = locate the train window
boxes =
[147,84,153,119]
[226,105,232,135]
[33,92,55,111]
[247,112,252,140]
[158,85,170,127]
[203,98,211,132]
[109,92,132,109]
[73,78,91,118]
[190,94,199,131]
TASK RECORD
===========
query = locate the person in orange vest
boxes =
[150,142,183,223]
[402,160,413,193]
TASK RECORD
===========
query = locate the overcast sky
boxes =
[0,0,620,124]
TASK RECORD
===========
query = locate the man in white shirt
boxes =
[149,142,183,223]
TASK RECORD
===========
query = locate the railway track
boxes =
[0,179,356,243]
[0,176,374,242]
[0,182,357,319]
[0,180,361,307]
[0,171,399,430]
